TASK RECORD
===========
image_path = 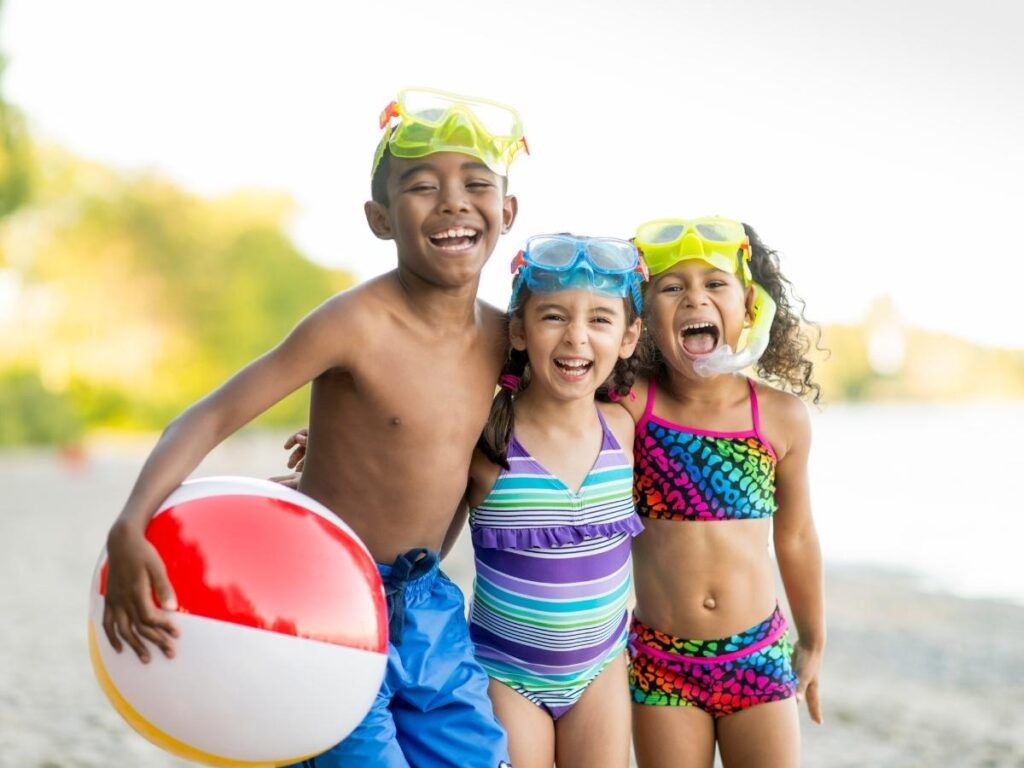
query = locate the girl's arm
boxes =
[772,396,825,724]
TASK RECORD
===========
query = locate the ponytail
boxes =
[477,347,529,469]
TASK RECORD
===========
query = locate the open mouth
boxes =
[680,322,720,357]
[428,227,481,252]
[554,357,593,379]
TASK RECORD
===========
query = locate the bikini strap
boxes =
[636,378,657,433]
[748,378,767,445]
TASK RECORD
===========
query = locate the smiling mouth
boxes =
[428,227,481,252]
[681,322,720,357]
[554,357,593,379]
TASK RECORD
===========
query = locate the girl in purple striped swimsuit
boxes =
[465,234,646,768]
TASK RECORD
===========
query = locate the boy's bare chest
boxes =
[345,340,500,442]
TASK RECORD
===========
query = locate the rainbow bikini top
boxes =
[633,379,777,521]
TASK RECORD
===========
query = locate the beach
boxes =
[1,433,1022,767]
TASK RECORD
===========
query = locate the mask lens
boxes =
[696,221,743,242]
[639,223,684,244]
[467,102,518,138]
[528,237,578,269]
[587,239,636,272]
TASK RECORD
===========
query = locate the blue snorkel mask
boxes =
[509,235,648,315]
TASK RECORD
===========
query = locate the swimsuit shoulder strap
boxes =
[636,378,657,433]
[747,378,774,455]
[596,405,623,453]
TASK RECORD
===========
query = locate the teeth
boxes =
[431,227,478,240]
[683,322,715,332]
[556,358,592,370]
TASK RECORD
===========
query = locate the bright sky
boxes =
[3,0,1022,348]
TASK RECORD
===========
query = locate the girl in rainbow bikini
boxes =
[619,217,824,768]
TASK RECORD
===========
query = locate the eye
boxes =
[407,183,437,193]
[467,179,495,190]
[541,312,566,322]
[590,315,613,325]
[660,283,683,293]
[707,280,727,289]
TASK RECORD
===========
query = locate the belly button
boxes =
[703,596,717,610]
[390,417,401,427]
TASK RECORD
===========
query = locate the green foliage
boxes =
[0,367,83,446]
[0,5,32,221]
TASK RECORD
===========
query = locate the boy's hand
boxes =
[268,472,302,489]
[102,522,179,663]
[792,641,824,724]
[283,428,308,472]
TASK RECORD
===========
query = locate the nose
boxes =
[437,179,470,214]
[682,283,709,308]
[563,318,590,348]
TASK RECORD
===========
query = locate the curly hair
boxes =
[634,223,822,403]
[477,284,641,469]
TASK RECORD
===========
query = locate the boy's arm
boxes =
[772,397,825,724]
[440,498,470,560]
[103,297,355,661]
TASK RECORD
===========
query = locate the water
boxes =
[809,401,1024,604]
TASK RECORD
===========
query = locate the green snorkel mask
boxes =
[372,88,529,178]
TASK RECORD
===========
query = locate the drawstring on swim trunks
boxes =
[383,548,438,645]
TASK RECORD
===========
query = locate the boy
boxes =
[102,88,526,768]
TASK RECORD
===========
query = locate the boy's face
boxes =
[365,152,518,289]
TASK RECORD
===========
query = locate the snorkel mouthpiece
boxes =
[691,284,777,377]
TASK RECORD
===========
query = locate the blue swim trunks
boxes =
[293,549,510,768]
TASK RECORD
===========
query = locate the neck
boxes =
[662,368,749,409]
[393,265,481,331]
[513,387,598,437]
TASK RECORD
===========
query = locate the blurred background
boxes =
[1,1,1021,766]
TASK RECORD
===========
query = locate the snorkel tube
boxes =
[692,282,777,377]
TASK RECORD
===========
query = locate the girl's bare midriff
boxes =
[631,516,777,640]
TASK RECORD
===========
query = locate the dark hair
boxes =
[370,143,510,208]
[371,145,392,206]
[477,284,641,469]
[635,223,822,403]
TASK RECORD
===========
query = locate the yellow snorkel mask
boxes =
[372,88,529,178]
[634,216,777,378]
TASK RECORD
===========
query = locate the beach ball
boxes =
[88,476,388,767]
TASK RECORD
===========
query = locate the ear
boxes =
[743,284,757,326]
[619,316,643,359]
[365,201,394,240]
[501,194,519,234]
[509,314,527,352]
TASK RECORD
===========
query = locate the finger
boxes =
[115,611,151,663]
[796,675,809,701]
[138,600,179,638]
[806,680,823,724]
[295,457,305,472]
[287,449,302,469]
[269,473,300,489]
[102,606,123,653]
[136,621,176,658]
[148,562,178,613]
